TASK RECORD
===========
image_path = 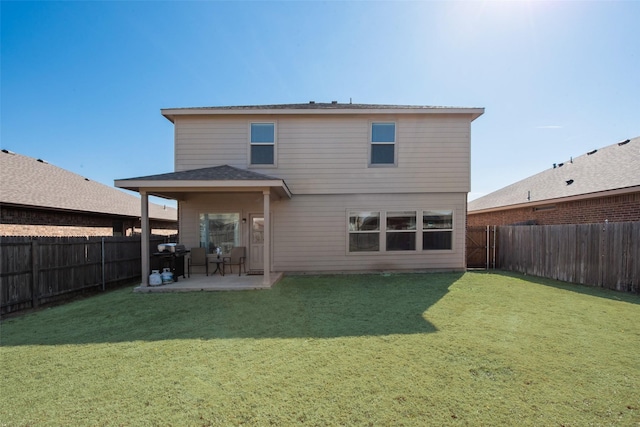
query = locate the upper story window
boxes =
[370,122,396,165]
[250,123,275,165]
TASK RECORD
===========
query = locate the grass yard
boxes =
[1,271,639,426]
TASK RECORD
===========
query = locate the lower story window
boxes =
[423,210,453,250]
[347,209,454,252]
[199,213,240,254]
[349,211,380,252]
[386,211,416,251]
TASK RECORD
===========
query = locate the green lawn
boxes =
[1,272,639,426]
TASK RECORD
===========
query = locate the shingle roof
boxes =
[116,165,292,200]
[0,150,177,221]
[468,137,640,212]
[117,164,280,182]
[163,102,474,111]
[161,102,485,122]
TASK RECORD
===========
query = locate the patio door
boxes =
[249,214,264,272]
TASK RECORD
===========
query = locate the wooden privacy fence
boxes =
[498,222,639,293]
[1,235,169,315]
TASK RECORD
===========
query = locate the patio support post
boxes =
[263,189,271,286]
[141,191,150,286]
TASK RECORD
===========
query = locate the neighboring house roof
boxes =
[161,102,485,122]
[115,164,292,200]
[468,137,640,213]
[0,150,177,221]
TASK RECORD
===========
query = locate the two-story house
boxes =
[116,103,483,285]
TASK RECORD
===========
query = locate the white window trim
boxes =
[368,121,397,167]
[346,209,455,254]
[248,121,277,168]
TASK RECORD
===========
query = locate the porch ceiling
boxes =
[115,165,292,200]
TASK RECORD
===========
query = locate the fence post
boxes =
[600,220,608,288]
[492,225,497,269]
[101,237,106,291]
[31,240,39,308]
[485,225,490,270]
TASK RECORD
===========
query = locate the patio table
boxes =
[207,255,225,276]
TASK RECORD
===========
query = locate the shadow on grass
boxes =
[1,273,461,346]
[489,270,640,305]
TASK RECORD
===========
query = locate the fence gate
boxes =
[466,226,498,269]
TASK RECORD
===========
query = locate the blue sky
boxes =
[2,1,639,205]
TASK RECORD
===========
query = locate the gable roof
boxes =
[0,150,177,221]
[161,102,484,122]
[115,164,292,200]
[468,137,640,213]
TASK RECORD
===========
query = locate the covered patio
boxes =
[115,165,292,288]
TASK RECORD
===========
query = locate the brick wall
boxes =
[468,191,640,227]
[1,205,177,237]
[0,224,113,237]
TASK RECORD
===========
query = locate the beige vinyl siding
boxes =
[176,191,466,273]
[272,193,467,272]
[175,118,249,169]
[174,114,471,194]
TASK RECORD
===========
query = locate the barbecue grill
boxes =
[157,243,186,253]
[152,244,188,282]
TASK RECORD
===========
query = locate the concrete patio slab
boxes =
[133,272,283,292]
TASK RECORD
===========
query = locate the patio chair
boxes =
[223,246,246,276]
[188,247,208,277]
